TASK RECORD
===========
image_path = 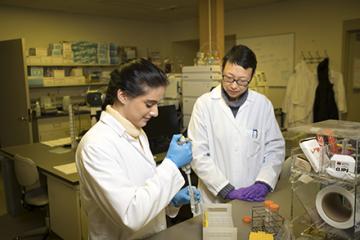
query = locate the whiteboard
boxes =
[237,33,294,86]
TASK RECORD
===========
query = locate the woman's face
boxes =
[120,86,166,128]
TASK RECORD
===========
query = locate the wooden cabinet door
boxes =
[0,38,32,147]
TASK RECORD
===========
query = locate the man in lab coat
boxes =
[188,45,285,203]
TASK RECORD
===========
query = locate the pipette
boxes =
[178,135,200,216]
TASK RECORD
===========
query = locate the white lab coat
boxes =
[188,86,285,203]
[282,60,347,128]
[76,111,184,240]
[282,60,318,128]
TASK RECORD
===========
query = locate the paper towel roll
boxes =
[315,185,355,229]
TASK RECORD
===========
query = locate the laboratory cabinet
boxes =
[46,173,86,240]
[0,38,118,147]
[287,120,360,239]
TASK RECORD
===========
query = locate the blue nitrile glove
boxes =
[166,134,192,168]
[193,187,201,202]
[226,182,271,202]
[171,187,201,207]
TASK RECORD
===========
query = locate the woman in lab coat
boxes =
[76,58,198,240]
[188,45,285,203]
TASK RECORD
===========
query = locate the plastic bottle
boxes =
[269,203,280,220]
[62,96,71,112]
[263,200,273,227]
[264,200,273,213]
[35,101,41,117]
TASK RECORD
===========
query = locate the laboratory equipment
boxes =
[251,205,284,236]
[68,104,77,149]
[62,96,71,112]
[177,135,201,216]
[143,104,180,154]
[86,90,103,126]
[249,231,274,240]
[202,203,237,240]
[34,101,41,117]
[181,65,221,127]
[288,120,360,239]
[40,95,57,114]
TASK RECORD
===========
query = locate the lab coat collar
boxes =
[99,111,127,138]
[99,111,155,165]
[105,105,141,138]
[99,110,146,139]
[210,85,222,99]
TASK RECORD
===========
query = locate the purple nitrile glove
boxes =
[226,182,271,202]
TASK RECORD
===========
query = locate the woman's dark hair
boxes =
[222,44,257,76]
[102,58,168,109]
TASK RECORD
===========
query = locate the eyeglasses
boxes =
[222,75,250,86]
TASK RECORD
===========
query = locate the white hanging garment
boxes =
[282,60,317,127]
[282,60,347,127]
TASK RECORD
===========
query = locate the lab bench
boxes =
[146,159,297,240]
[0,144,300,240]
[0,143,84,240]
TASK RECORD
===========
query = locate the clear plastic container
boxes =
[288,120,360,239]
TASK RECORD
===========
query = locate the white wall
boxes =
[225,0,360,72]
[0,6,168,58]
[227,0,360,107]
[1,0,360,108]
[2,1,360,70]
[166,0,360,107]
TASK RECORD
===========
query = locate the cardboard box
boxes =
[27,56,42,65]
[70,68,83,76]
[52,70,65,78]
[29,47,48,56]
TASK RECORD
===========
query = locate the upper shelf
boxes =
[27,63,119,67]
[29,81,108,89]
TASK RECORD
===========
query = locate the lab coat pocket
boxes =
[247,138,261,159]
[245,129,261,159]
[246,136,262,178]
[236,129,262,182]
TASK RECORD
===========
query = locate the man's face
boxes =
[222,62,253,100]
